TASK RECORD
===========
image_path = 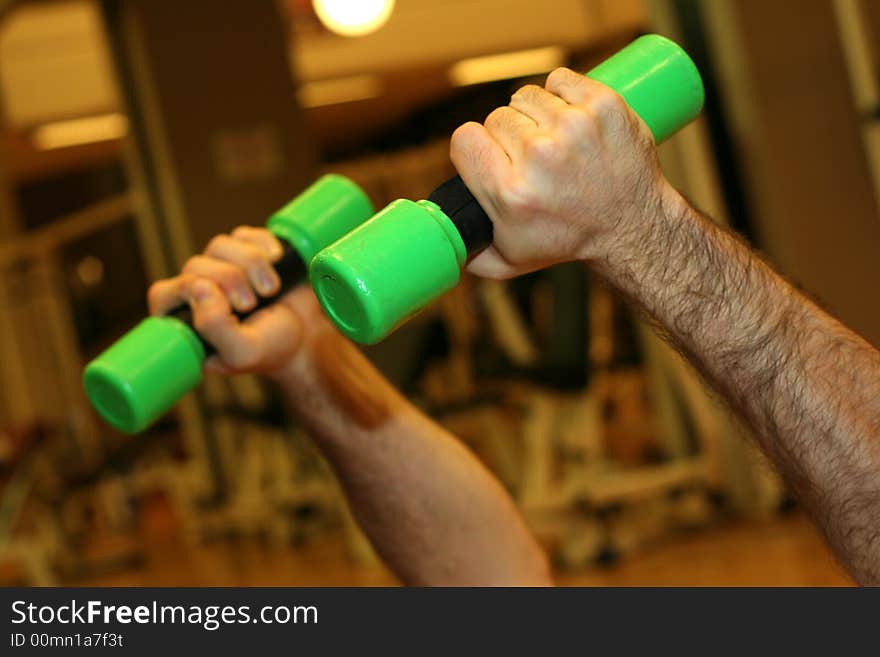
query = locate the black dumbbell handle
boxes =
[428,175,495,255]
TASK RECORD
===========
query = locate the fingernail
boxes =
[232,289,255,310]
[255,270,276,295]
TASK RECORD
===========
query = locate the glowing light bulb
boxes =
[312,0,395,37]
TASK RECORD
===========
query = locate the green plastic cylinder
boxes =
[83,174,373,434]
[267,174,374,263]
[82,317,207,435]
[586,34,704,143]
[311,34,704,345]
[313,199,466,344]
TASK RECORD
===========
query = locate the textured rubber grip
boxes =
[427,175,494,255]
[168,241,306,356]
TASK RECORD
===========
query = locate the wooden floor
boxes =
[558,514,852,587]
[73,512,852,587]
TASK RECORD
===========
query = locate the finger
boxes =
[147,277,189,316]
[450,121,513,225]
[182,255,256,312]
[467,246,549,280]
[545,67,603,105]
[202,303,301,375]
[509,84,569,127]
[184,278,257,368]
[230,226,284,261]
[204,234,281,297]
[465,246,519,280]
[484,106,540,160]
[546,68,633,135]
[238,302,303,367]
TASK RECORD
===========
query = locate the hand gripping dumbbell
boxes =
[83,175,374,434]
[310,34,705,345]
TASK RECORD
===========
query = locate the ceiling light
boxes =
[32,113,128,151]
[312,0,395,37]
[298,75,383,108]
[450,46,566,87]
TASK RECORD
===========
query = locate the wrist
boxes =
[267,326,403,442]
[264,348,309,396]
[581,179,690,278]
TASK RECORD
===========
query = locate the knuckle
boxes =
[146,283,163,311]
[450,122,474,147]
[522,134,560,164]
[231,225,265,241]
[498,180,537,213]
[205,234,230,254]
[485,106,507,128]
[545,67,572,90]
[590,88,627,120]
[511,84,540,103]
[182,258,239,290]
[181,256,202,274]
[450,122,481,164]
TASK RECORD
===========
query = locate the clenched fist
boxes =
[450,67,670,279]
[147,227,325,377]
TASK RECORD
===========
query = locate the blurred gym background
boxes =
[0,0,877,586]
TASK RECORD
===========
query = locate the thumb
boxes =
[466,246,521,280]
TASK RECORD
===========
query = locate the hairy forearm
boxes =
[272,326,550,586]
[593,185,880,584]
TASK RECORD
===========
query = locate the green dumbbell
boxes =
[310,34,705,345]
[83,174,373,434]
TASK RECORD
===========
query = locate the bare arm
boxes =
[148,234,550,587]
[271,295,549,585]
[451,67,880,584]
[599,188,880,584]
